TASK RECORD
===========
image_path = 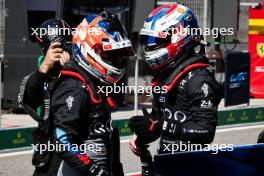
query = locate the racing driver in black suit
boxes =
[129,4,222,176]
[19,13,133,176]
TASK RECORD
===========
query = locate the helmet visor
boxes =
[139,29,170,52]
[101,40,134,69]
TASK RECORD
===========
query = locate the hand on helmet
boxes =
[39,42,70,74]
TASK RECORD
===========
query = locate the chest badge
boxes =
[201,83,209,97]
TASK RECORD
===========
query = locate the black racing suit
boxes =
[148,53,222,154]
[19,60,119,175]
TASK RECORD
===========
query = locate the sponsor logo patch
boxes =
[200,100,212,109]
[66,96,74,110]
[257,43,264,58]
[177,7,185,14]
[201,83,209,97]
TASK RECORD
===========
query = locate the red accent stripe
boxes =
[149,6,165,17]
[166,43,178,58]
[149,5,174,17]
[249,3,264,19]
[60,70,101,104]
[164,63,209,92]
[148,119,157,132]
[149,77,160,87]
[106,96,118,110]
[76,154,90,165]
[165,4,178,14]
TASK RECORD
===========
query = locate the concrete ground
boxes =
[0,122,263,175]
[0,99,264,175]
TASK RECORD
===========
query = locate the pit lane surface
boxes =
[0,123,263,176]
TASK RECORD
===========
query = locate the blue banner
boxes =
[154,144,264,176]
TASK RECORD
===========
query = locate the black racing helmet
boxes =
[35,18,72,54]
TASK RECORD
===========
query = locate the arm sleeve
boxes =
[23,70,47,108]
[178,75,221,144]
[146,94,163,142]
[18,71,47,121]
[151,93,163,119]
[52,80,93,174]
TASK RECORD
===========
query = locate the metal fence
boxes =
[0,0,4,57]
[0,0,5,126]
[238,0,261,43]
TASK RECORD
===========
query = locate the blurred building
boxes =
[0,0,262,109]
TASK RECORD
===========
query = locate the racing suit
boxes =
[144,52,222,154]
[19,59,121,176]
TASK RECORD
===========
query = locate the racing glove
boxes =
[129,108,162,144]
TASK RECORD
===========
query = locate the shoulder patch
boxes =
[66,96,74,110]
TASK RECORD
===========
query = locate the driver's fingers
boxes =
[129,136,141,156]
[62,51,70,61]
[59,52,70,66]
[52,53,62,59]
[49,42,61,49]
[59,58,65,66]
[129,142,141,156]
[52,48,63,54]
[130,138,137,150]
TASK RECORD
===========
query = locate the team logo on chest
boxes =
[201,83,209,97]
[164,108,186,123]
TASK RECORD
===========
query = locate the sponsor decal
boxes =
[257,43,264,58]
[255,66,264,72]
[164,108,187,122]
[140,28,168,38]
[229,72,248,88]
[200,100,212,109]
[102,40,132,51]
[159,96,166,103]
[188,72,193,79]
[184,13,192,21]
[201,83,209,97]
[103,43,112,50]
[177,7,185,14]
[179,79,187,89]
